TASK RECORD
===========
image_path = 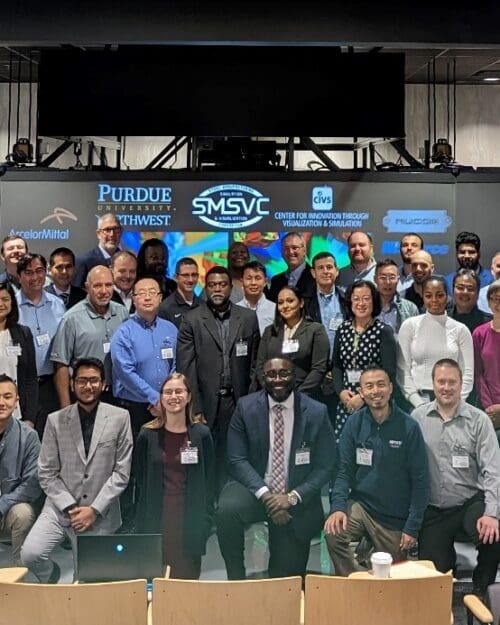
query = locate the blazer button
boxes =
[84,474,89,479]
[82,494,88,499]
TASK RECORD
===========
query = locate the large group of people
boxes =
[0,217,499,596]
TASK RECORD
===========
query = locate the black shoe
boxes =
[48,561,61,584]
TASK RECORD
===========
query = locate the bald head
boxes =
[85,265,114,311]
[411,250,434,285]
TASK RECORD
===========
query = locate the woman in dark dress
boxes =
[255,286,330,394]
[0,281,38,425]
[332,280,397,439]
[134,372,215,579]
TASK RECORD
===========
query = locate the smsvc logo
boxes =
[192,184,270,229]
[312,186,333,211]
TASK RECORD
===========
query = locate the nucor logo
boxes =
[192,184,270,229]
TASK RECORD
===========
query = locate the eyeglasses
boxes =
[99,226,122,234]
[133,289,161,298]
[351,295,372,303]
[161,388,187,396]
[376,275,398,283]
[74,377,102,387]
[177,272,199,279]
[263,369,294,380]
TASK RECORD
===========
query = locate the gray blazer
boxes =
[38,401,133,532]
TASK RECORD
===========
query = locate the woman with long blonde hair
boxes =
[134,372,215,578]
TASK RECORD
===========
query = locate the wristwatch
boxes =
[287,491,299,506]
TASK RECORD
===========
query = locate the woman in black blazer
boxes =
[134,372,215,579]
[0,281,38,425]
[255,285,330,394]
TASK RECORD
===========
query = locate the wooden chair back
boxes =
[0,578,148,625]
[304,573,453,625]
[152,575,302,625]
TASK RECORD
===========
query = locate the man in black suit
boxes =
[177,265,260,485]
[46,247,86,310]
[268,232,315,302]
[74,213,122,287]
[217,356,336,579]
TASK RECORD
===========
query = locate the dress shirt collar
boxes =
[317,285,337,299]
[425,399,468,422]
[133,312,158,329]
[268,392,294,415]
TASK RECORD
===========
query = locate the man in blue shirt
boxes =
[111,276,178,436]
[324,365,429,575]
[16,253,66,436]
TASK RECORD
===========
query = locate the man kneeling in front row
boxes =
[325,365,430,575]
[217,357,335,579]
[21,357,133,582]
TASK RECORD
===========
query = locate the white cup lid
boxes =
[370,551,393,564]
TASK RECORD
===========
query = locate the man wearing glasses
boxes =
[111,277,178,436]
[217,357,335,579]
[159,257,202,329]
[374,259,419,336]
[74,213,123,287]
[51,266,128,409]
[21,357,132,583]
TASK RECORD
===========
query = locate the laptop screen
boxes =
[76,534,163,583]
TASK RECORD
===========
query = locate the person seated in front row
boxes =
[324,365,429,576]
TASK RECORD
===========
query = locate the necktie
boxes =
[60,292,69,306]
[271,404,286,493]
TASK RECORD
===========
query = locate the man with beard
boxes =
[445,231,493,294]
[217,357,335,579]
[397,233,424,293]
[337,231,377,293]
[177,266,260,485]
[403,250,435,312]
[21,357,132,583]
[136,238,176,299]
[324,366,429,575]
[74,213,122,287]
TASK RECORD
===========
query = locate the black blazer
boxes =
[268,264,316,303]
[74,246,110,287]
[256,320,330,395]
[303,288,348,325]
[6,324,38,423]
[45,284,87,310]
[227,390,335,541]
[133,423,215,557]
[177,304,260,426]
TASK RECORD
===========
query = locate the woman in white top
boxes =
[398,275,474,407]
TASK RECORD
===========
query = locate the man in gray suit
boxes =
[21,357,133,582]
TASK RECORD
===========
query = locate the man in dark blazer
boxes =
[74,213,122,287]
[216,356,336,579]
[268,232,316,302]
[177,266,260,485]
[46,247,86,310]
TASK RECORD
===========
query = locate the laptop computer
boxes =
[76,534,163,583]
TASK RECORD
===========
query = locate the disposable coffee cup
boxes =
[370,552,392,578]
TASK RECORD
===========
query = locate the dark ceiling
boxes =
[1,45,500,85]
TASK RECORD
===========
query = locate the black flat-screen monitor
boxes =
[38,46,405,137]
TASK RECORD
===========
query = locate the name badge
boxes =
[295,447,311,465]
[161,347,174,359]
[347,369,362,385]
[452,454,469,469]
[36,333,50,347]
[329,317,343,331]
[356,448,373,466]
[5,345,22,357]
[103,342,111,354]
[180,446,199,464]
[236,341,248,357]
[282,339,299,354]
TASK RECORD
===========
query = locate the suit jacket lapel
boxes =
[257,392,270,467]
[201,308,222,349]
[289,392,306,478]
[68,404,86,464]
[86,403,108,462]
